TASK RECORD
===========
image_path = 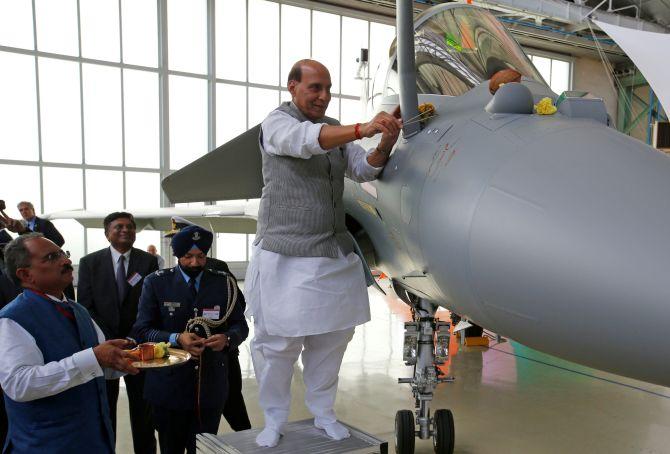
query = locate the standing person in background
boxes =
[164,216,251,432]
[1,201,73,299]
[133,225,249,454]
[246,58,401,447]
[78,212,158,454]
[147,244,166,269]
[0,201,65,247]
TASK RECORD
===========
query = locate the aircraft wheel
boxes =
[433,409,455,454]
[395,410,415,454]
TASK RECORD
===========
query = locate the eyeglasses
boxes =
[41,249,70,263]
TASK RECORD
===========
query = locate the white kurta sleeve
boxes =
[344,142,383,183]
[261,110,328,159]
[0,318,107,402]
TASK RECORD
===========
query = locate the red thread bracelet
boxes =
[354,123,362,140]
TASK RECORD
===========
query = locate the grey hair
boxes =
[17,201,35,211]
[4,232,44,286]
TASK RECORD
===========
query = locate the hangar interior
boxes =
[1,0,670,453]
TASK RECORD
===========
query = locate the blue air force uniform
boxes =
[132,226,249,454]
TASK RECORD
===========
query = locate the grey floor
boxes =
[115,278,670,453]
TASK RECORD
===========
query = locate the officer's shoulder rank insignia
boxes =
[206,268,227,276]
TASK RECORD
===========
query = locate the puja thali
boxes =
[130,348,191,369]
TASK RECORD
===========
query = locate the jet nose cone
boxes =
[469,126,670,385]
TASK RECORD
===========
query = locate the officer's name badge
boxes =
[163,302,181,311]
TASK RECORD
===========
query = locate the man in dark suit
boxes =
[1,202,75,298]
[15,201,65,246]
[78,212,158,454]
[133,225,249,454]
[165,216,252,431]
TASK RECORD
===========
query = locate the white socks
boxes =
[314,420,351,441]
[255,427,282,447]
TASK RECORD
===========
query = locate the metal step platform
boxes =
[196,419,388,454]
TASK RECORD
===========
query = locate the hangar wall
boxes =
[572,56,619,124]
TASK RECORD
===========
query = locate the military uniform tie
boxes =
[188,277,197,299]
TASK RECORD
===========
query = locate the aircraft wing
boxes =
[44,200,259,234]
[162,125,263,203]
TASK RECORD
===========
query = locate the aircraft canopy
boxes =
[386,6,544,97]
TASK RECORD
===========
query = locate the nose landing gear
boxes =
[396,298,455,454]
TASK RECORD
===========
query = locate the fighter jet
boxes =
[47,2,670,453]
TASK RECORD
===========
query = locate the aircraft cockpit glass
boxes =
[385,6,544,98]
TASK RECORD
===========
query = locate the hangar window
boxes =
[0,0,395,266]
[527,53,572,95]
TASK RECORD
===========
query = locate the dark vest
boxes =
[254,102,354,258]
[0,290,114,454]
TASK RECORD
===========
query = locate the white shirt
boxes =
[261,105,382,182]
[0,294,119,403]
[155,254,166,269]
[110,246,131,276]
[245,107,378,337]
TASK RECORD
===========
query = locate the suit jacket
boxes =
[21,217,64,247]
[132,266,249,411]
[0,229,12,246]
[78,247,158,339]
[0,268,20,310]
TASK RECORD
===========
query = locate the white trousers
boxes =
[251,321,355,432]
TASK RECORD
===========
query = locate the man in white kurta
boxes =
[245,59,401,447]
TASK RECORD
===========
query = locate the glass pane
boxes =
[169,75,208,170]
[341,98,362,126]
[38,58,82,164]
[550,59,570,94]
[134,230,161,255]
[369,22,394,101]
[86,228,110,253]
[280,90,291,103]
[80,0,120,62]
[53,219,84,263]
[168,0,207,74]
[280,5,310,86]
[326,96,339,121]
[121,0,158,67]
[124,69,160,168]
[0,165,41,218]
[216,0,246,81]
[125,172,160,209]
[341,17,368,97]
[532,56,552,86]
[312,12,340,94]
[42,167,83,212]
[85,169,123,210]
[0,52,39,161]
[35,0,78,56]
[216,233,246,261]
[216,83,247,146]
[248,0,278,85]
[248,87,279,127]
[0,0,34,49]
[83,64,122,166]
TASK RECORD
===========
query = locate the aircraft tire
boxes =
[395,409,415,454]
[433,409,455,454]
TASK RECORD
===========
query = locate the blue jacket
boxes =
[0,290,114,453]
[132,267,248,411]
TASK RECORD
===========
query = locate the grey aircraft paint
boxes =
[163,3,670,388]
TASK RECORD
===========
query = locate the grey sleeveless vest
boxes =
[254,102,354,258]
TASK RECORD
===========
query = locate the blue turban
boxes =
[170,225,213,257]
